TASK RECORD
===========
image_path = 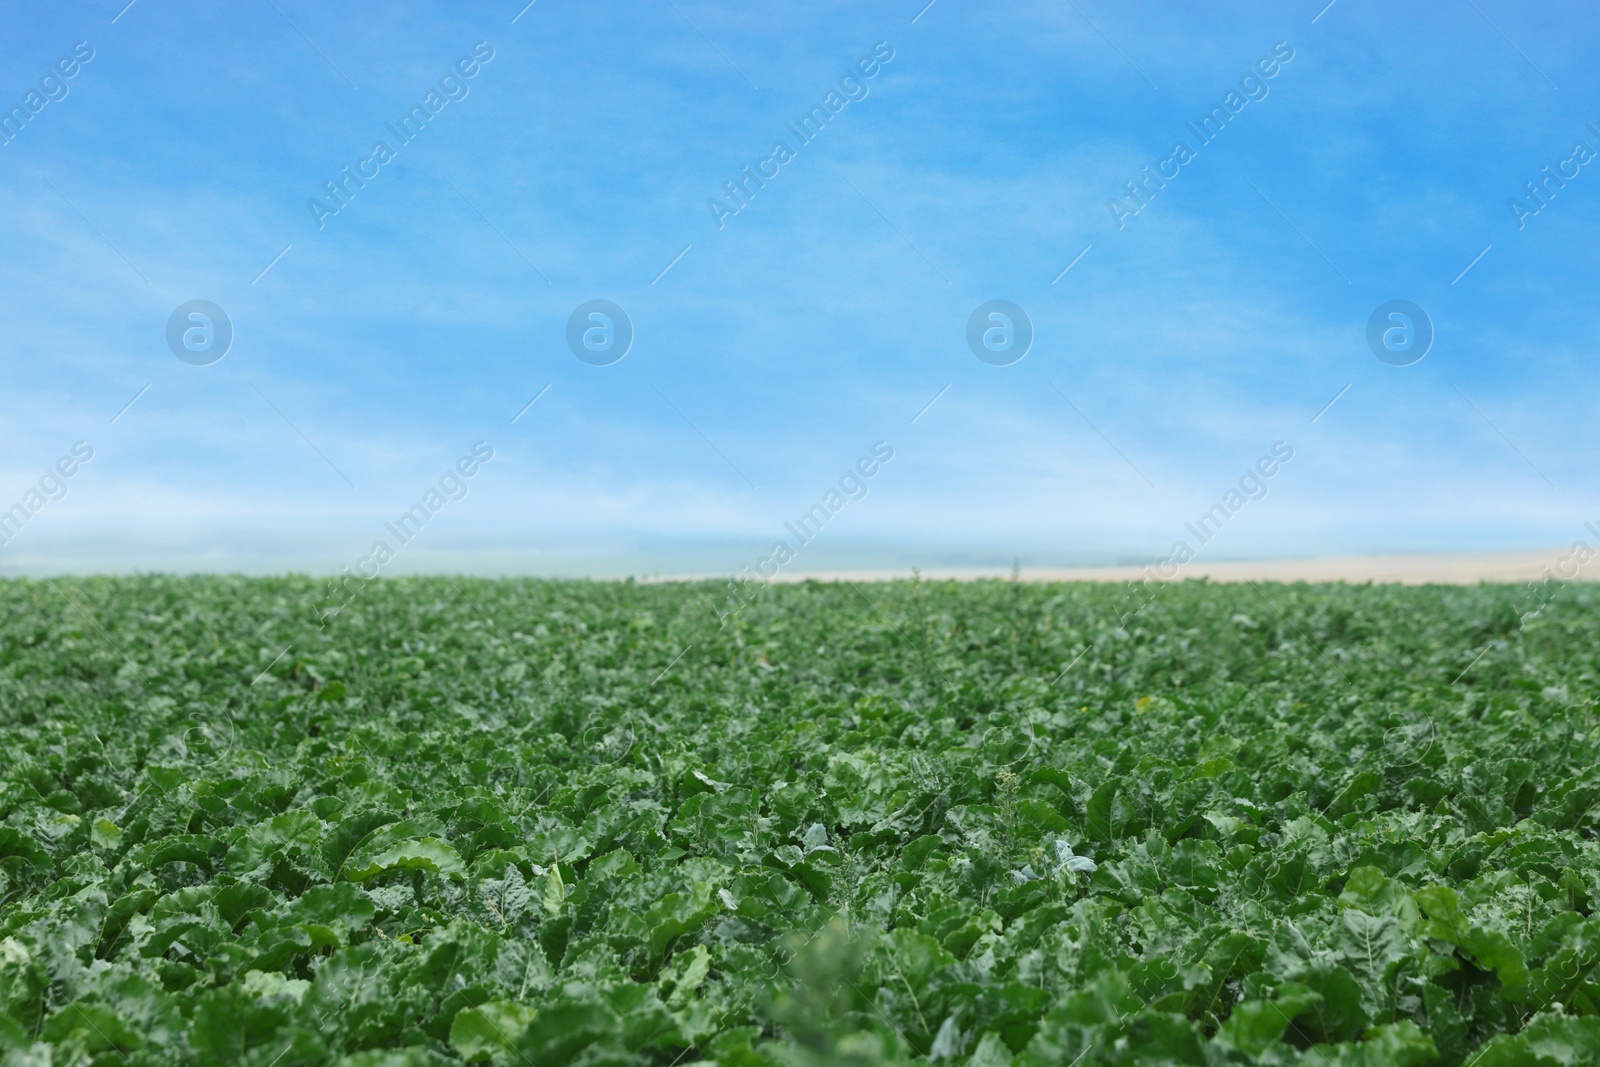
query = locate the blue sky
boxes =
[1,0,1596,576]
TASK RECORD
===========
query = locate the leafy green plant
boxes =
[2,574,1599,1065]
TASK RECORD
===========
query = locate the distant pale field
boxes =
[6,544,1594,584]
[725,549,1594,586]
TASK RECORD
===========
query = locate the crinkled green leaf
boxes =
[449,999,538,1060]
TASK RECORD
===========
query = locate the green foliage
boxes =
[2,574,1600,1065]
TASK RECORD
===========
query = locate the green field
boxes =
[3,575,1599,1066]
